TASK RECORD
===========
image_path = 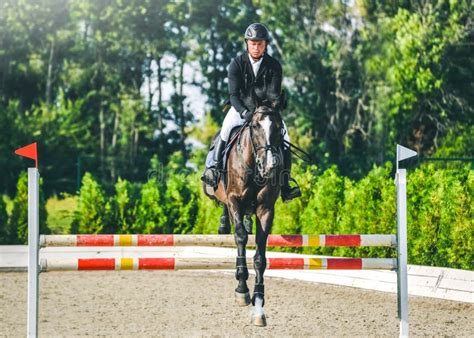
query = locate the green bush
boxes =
[193,178,224,235]
[299,166,346,256]
[408,165,473,269]
[163,152,198,234]
[7,172,49,244]
[45,195,77,234]
[133,178,167,234]
[334,164,396,259]
[164,172,198,234]
[62,161,472,270]
[0,196,9,243]
[71,172,111,234]
[112,178,139,234]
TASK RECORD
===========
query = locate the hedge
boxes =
[3,162,472,269]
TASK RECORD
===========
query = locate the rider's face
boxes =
[247,39,267,60]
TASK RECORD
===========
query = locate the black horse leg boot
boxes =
[201,137,226,189]
[281,146,302,202]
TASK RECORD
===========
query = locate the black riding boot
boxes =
[201,137,226,189]
[281,147,302,202]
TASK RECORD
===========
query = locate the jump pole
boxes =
[40,234,396,248]
[39,257,397,271]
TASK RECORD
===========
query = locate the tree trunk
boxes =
[99,104,106,179]
[179,57,186,156]
[147,57,153,113]
[110,106,120,182]
[157,57,163,156]
[211,19,219,121]
[45,39,55,106]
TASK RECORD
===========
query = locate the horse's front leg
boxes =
[228,197,251,306]
[218,204,231,234]
[252,207,274,326]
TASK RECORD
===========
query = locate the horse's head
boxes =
[249,98,284,179]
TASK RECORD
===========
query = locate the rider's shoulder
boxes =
[264,54,282,70]
[230,52,248,65]
[228,53,248,72]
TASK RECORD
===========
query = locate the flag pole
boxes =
[15,143,40,337]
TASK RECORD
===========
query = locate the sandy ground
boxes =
[1,271,472,337]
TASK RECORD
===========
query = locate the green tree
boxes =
[71,172,111,234]
[164,152,198,234]
[134,178,167,234]
[112,178,139,234]
[360,1,473,158]
[8,172,49,244]
[0,197,9,243]
[299,166,345,256]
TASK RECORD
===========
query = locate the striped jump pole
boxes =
[40,257,397,272]
[40,234,396,248]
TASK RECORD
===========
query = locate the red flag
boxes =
[14,142,38,168]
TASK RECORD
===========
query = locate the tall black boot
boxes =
[281,147,302,202]
[201,137,226,189]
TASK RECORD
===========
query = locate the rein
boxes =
[283,140,313,163]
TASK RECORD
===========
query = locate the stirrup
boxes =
[281,178,301,202]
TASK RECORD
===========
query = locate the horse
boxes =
[202,98,284,326]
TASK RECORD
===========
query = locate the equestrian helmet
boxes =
[244,23,271,42]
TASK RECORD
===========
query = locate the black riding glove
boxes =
[240,109,253,122]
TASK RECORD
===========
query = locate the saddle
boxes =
[205,126,244,188]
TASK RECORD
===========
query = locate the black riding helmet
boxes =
[244,23,271,42]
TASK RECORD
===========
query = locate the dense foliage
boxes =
[1,1,472,270]
[4,160,471,269]
[1,0,472,195]
[1,172,50,243]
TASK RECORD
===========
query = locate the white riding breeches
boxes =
[220,107,290,148]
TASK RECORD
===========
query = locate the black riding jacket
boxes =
[227,52,282,114]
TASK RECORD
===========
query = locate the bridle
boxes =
[247,110,283,179]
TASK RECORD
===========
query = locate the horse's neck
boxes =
[239,128,254,166]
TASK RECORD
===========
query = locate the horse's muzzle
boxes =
[256,153,279,180]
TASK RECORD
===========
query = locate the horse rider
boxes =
[201,23,301,202]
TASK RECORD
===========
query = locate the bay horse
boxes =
[203,98,284,326]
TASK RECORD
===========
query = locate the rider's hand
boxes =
[240,109,253,122]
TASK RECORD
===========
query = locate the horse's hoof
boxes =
[252,313,267,327]
[235,291,251,306]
